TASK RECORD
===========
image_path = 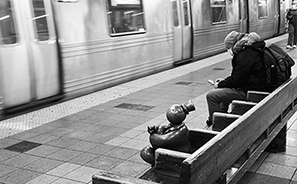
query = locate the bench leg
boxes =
[266,124,287,152]
[215,173,227,184]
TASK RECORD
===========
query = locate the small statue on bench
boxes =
[140,100,195,165]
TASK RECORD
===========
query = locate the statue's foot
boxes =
[140,146,155,166]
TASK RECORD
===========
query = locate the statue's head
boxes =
[166,100,195,125]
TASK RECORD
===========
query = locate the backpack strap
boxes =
[250,47,274,91]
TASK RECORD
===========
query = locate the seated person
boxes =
[206,31,267,126]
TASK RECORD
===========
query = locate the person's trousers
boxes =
[287,23,297,46]
[206,88,247,122]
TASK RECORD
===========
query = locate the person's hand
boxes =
[213,78,224,89]
[214,82,219,89]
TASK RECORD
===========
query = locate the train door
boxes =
[172,0,192,64]
[239,0,249,33]
[0,0,61,109]
[279,0,286,34]
[273,0,281,35]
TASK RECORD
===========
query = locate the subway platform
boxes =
[0,34,297,184]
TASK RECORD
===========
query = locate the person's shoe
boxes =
[286,45,293,49]
[206,120,212,127]
[293,45,297,48]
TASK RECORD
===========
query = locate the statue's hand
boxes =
[148,124,170,134]
[147,125,157,134]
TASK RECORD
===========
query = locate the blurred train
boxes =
[0,0,292,114]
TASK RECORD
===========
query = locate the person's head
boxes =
[224,31,245,49]
[224,31,245,56]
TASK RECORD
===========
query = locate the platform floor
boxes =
[0,34,297,184]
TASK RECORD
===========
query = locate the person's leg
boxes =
[287,24,294,48]
[220,102,229,112]
[206,88,247,125]
[294,25,297,47]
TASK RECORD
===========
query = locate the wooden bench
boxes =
[93,77,297,184]
[212,90,270,130]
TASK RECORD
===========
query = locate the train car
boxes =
[247,0,286,39]
[0,0,290,116]
[191,0,287,61]
[0,0,62,112]
[52,0,175,97]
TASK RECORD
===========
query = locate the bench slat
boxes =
[155,148,191,178]
[247,91,270,103]
[230,100,257,115]
[212,112,241,131]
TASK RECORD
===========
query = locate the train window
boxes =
[172,0,179,27]
[106,0,145,36]
[183,0,189,26]
[0,0,18,44]
[31,0,50,41]
[258,0,267,19]
[210,0,227,24]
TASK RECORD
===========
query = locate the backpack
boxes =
[260,43,295,92]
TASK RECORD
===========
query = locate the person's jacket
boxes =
[287,8,297,26]
[218,39,266,93]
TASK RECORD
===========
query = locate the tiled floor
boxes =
[0,34,296,184]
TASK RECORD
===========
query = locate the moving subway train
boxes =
[0,0,291,114]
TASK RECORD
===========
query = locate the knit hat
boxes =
[224,31,240,49]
